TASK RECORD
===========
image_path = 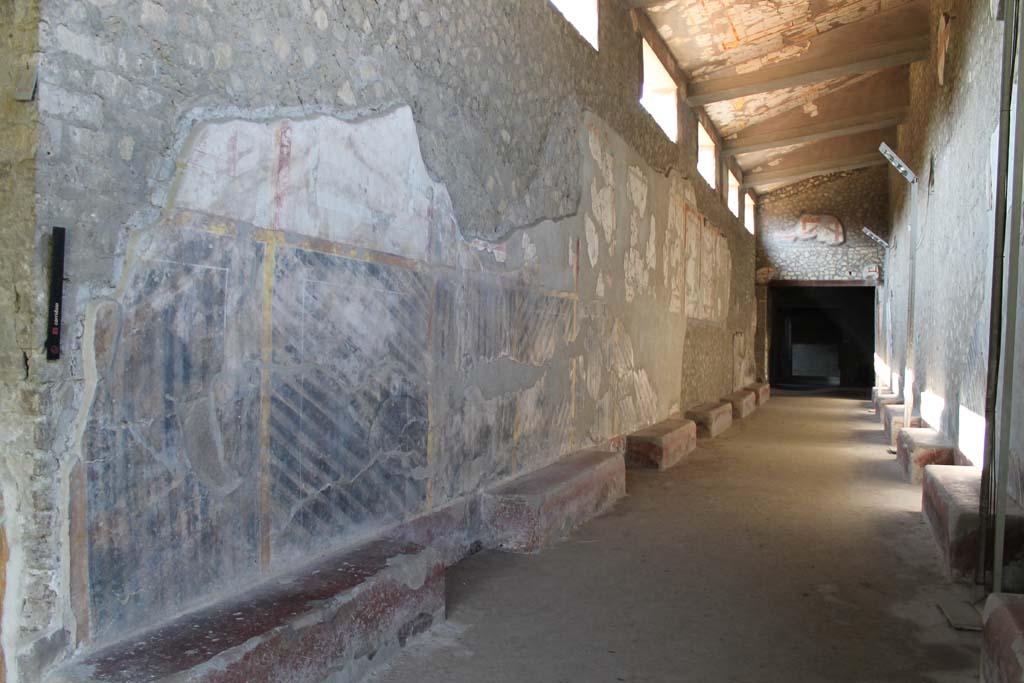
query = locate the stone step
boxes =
[982,593,1024,682]
[882,404,922,446]
[481,450,625,553]
[720,389,757,419]
[55,538,445,683]
[745,382,771,406]
[897,428,955,484]
[685,401,734,438]
[923,465,1024,591]
[871,386,890,403]
[625,418,697,470]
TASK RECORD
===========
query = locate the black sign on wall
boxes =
[46,227,66,361]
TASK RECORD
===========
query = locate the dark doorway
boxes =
[769,285,875,394]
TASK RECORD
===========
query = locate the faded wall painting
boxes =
[683,216,731,323]
[76,106,727,642]
[775,214,845,246]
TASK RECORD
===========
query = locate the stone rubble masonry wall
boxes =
[6,1,755,680]
[756,167,889,282]
[4,1,65,682]
[885,0,1002,493]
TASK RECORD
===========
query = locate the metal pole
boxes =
[994,0,1024,593]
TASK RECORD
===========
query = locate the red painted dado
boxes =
[56,539,445,683]
[481,450,626,553]
[720,389,757,419]
[685,401,734,438]
[983,594,1024,683]
[625,418,697,470]
[923,465,1024,591]
[745,382,770,406]
[896,428,954,484]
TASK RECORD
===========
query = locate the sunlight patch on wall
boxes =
[920,390,945,431]
[958,404,986,468]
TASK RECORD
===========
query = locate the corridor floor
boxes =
[369,397,981,683]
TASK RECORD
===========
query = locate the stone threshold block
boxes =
[923,465,1024,591]
[625,417,697,470]
[685,401,734,439]
[871,386,891,403]
[481,449,625,553]
[882,404,922,446]
[54,538,445,683]
[745,382,771,406]
[897,427,955,484]
[983,593,1024,683]
[720,389,757,419]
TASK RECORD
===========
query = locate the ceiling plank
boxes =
[724,106,908,156]
[683,2,930,107]
[688,35,928,106]
[742,154,888,189]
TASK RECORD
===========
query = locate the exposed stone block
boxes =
[720,389,757,419]
[625,418,697,470]
[897,428,955,484]
[922,465,1024,590]
[685,401,734,438]
[481,450,625,553]
[745,382,770,405]
[882,404,922,446]
[982,593,1024,683]
[55,538,445,683]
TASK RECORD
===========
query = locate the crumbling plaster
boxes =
[5,0,755,679]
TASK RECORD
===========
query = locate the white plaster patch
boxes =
[585,214,599,268]
[173,107,449,261]
[591,180,615,249]
[522,232,537,266]
[468,238,507,264]
[664,185,686,314]
[627,165,647,216]
[645,216,657,272]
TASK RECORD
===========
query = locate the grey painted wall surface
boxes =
[1,1,755,679]
[885,0,1000,477]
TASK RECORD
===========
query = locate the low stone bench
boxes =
[982,593,1024,682]
[882,404,922,446]
[745,382,770,406]
[56,538,445,683]
[897,427,955,484]
[874,392,900,418]
[923,465,1024,590]
[625,417,697,470]
[481,449,625,553]
[685,401,733,438]
[720,389,757,419]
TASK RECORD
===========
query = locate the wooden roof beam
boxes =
[741,153,888,190]
[688,35,928,106]
[724,106,909,156]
